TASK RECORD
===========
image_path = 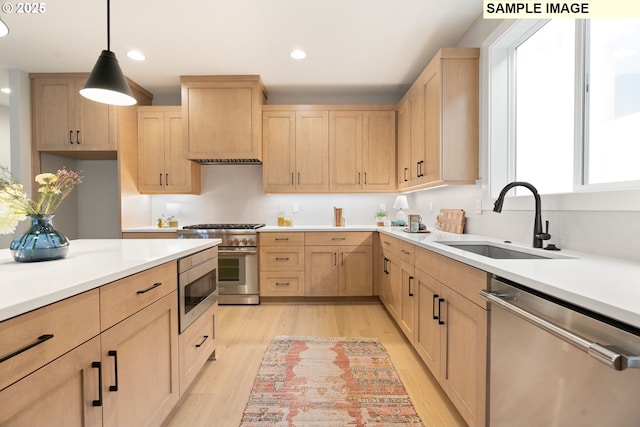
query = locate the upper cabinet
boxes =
[397,48,479,191]
[32,74,115,153]
[180,75,267,162]
[137,106,201,194]
[31,73,152,157]
[263,105,396,193]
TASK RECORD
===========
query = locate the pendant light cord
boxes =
[107,0,111,52]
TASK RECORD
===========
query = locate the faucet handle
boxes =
[536,220,552,241]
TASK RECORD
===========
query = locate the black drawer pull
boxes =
[108,350,119,392]
[92,361,103,407]
[408,276,414,297]
[76,130,81,144]
[275,238,289,241]
[0,334,54,363]
[137,282,162,294]
[275,282,290,286]
[275,257,290,261]
[332,237,346,240]
[69,130,73,144]
[195,336,209,348]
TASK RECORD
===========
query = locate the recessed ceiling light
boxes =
[290,49,306,60]
[127,50,146,61]
[0,88,10,94]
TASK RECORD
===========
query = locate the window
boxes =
[489,19,640,197]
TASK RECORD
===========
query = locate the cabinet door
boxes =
[305,245,339,296]
[378,251,390,306]
[440,286,488,427]
[384,254,402,321]
[423,68,442,183]
[408,85,425,181]
[32,77,76,151]
[330,111,362,191]
[397,101,411,186]
[75,78,115,151]
[295,111,329,191]
[415,268,442,377]
[164,111,193,192]
[262,111,296,192]
[362,110,396,191]
[0,336,102,427]
[138,110,166,192]
[339,245,372,296]
[101,291,179,427]
[398,261,417,343]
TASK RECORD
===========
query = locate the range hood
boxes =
[193,158,262,165]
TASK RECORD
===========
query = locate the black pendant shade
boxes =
[80,0,136,106]
[80,49,136,106]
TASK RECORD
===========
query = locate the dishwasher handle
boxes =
[480,289,640,371]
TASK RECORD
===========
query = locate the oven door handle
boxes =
[480,290,640,371]
[219,249,257,255]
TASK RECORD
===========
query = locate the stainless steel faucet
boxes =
[493,181,551,248]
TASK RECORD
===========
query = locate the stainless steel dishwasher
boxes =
[481,277,640,427]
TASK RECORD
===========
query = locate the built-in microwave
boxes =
[178,248,218,333]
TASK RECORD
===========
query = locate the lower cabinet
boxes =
[179,300,217,396]
[0,336,102,426]
[398,260,417,344]
[101,291,179,427]
[259,232,305,297]
[305,245,373,296]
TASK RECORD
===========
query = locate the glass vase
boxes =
[10,214,70,262]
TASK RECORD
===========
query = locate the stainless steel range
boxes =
[177,224,264,304]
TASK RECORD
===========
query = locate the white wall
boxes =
[0,105,9,168]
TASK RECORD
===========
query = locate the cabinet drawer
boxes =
[260,271,305,296]
[379,234,399,256]
[0,289,100,391]
[396,239,415,265]
[259,246,304,271]
[305,231,372,246]
[415,247,488,307]
[100,261,177,330]
[260,232,305,246]
[179,302,216,396]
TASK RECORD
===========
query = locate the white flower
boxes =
[0,203,25,234]
[35,173,57,185]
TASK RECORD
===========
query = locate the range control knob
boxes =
[241,238,248,246]
[232,238,240,246]
[247,238,255,246]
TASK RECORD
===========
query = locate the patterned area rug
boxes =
[240,336,424,426]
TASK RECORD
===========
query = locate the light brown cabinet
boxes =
[397,48,479,191]
[259,232,306,297]
[414,246,488,427]
[181,75,266,162]
[179,301,217,396]
[262,109,330,192]
[263,106,396,193]
[137,106,201,194]
[31,74,116,152]
[329,110,396,192]
[304,232,373,297]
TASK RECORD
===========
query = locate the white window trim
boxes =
[483,20,640,212]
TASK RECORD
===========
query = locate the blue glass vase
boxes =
[10,214,70,262]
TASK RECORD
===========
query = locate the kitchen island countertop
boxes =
[0,238,220,322]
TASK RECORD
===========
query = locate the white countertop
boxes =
[0,239,220,322]
[122,226,179,233]
[261,224,640,329]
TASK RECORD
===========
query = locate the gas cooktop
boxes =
[182,224,265,230]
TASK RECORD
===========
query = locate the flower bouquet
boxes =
[1,166,82,262]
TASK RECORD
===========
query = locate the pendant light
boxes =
[0,16,9,37]
[80,0,136,106]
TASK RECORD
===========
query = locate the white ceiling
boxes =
[0,0,482,105]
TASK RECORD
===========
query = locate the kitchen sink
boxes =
[436,241,570,260]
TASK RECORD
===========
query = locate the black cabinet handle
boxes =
[108,350,119,392]
[195,336,209,348]
[403,167,408,182]
[383,257,389,274]
[364,172,367,185]
[92,361,103,407]
[432,294,439,320]
[275,282,290,286]
[275,238,289,241]
[69,130,73,144]
[165,173,168,186]
[159,174,163,186]
[333,252,337,266]
[438,298,445,325]
[137,282,161,294]
[0,334,54,363]
[275,257,290,261]
[358,172,361,185]
[408,276,414,297]
[76,130,81,144]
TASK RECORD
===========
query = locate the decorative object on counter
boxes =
[165,202,181,227]
[277,206,285,226]
[435,209,466,234]
[334,207,343,226]
[1,166,82,262]
[393,195,409,226]
[408,214,423,232]
[80,0,136,106]
[241,336,424,426]
[375,209,388,226]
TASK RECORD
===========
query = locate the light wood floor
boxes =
[165,302,466,427]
